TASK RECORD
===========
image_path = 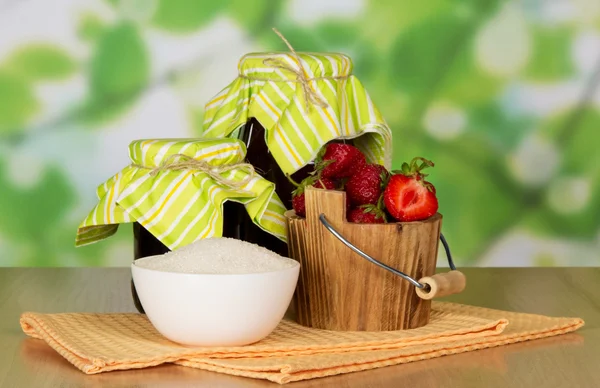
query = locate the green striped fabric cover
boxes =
[202,52,392,175]
[76,138,288,249]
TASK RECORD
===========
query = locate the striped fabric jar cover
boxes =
[202,52,393,175]
[76,138,288,249]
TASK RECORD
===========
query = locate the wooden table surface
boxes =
[1,267,599,388]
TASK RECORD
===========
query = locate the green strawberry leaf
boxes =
[380,170,390,188]
[401,163,410,175]
[359,203,386,221]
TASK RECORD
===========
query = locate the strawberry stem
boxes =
[285,174,301,188]
[410,157,434,172]
[393,157,435,178]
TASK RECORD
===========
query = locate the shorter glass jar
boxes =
[131,119,311,313]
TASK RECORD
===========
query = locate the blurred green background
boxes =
[0,0,599,266]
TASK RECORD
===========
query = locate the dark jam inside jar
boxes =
[131,118,311,313]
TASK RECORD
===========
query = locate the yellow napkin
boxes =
[20,302,583,384]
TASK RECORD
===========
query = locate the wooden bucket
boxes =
[286,187,464,331]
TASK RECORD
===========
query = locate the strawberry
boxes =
[347,205,386,224]
[345,163,389,206]
[334,178,352,211]
[291,195,307,218]
[383,157,439,222]
[290,176,335,217]
[316,143,366,179]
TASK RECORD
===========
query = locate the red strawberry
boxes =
[383,157,439,222]
[345,163,389,206]
[291,195,306,218]
[290,176,335,217]
[334,178,352,211]
[352,154,367,172]
[347,205,386,224]
[316,143,366,179]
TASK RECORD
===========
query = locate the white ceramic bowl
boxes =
[132,256,300,347]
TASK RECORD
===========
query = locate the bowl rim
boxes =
[132,254,300,277]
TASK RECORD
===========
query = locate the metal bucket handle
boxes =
[319,214,466,300]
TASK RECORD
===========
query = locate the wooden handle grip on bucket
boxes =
[415,270,466,300]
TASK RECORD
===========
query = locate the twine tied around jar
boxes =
[239,28,350,112]
[132,154,255,188]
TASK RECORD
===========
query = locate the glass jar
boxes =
[131,118,312,313]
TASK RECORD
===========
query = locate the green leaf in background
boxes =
[152,0,227,33]
[258,25,326,52]
[388,1,500,116]
[229,0,277,34]
[436,39,503,105]
[556,109,600,173]
[314,21,360,48]
[389,14,467,97]
[90,22,149,98]
[525,26,575,82]
[187,107,204,135]
[523,181,600,239]
[81,22,148,125]
[77,13,106,42]
[0,70,39,133]
[4,44,76,81]
[521,109,600,238]
[0,162,75,243]
[349,41,381,80]
[0,156,129,265]
[77,94,138,126]
[363,0,452,51]
[429,139,520,262]
[468,102,534,150]
[310,21,382,79]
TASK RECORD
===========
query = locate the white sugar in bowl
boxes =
[131,238,300,347]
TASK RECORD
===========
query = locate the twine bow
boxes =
[132,154,255,188]
[240,28,350,112]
